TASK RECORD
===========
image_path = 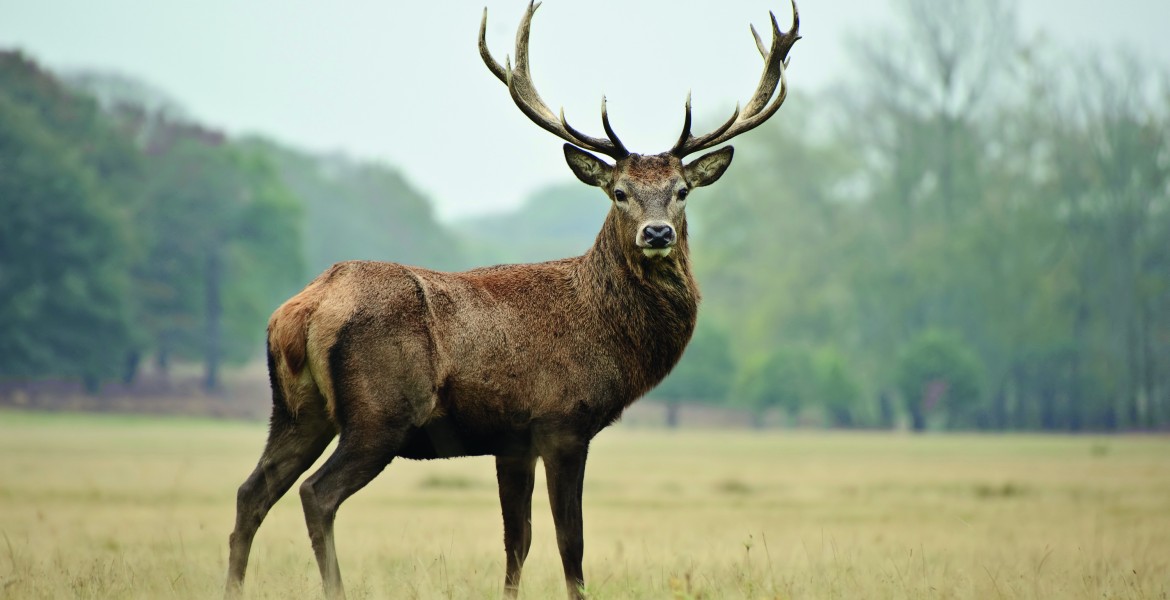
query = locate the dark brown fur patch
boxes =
[616,153,682,181]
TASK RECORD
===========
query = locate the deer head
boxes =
[480,1,800,260]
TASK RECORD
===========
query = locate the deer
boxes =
[224,2,799,599]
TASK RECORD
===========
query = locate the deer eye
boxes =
[677,188,689,201]
[614,189,627,202]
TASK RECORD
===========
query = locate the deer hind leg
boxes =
[298,417,407,600]
[300,304,438,599]
[298,351,425,599]
[225,397,336,599]
[496,452,538,598]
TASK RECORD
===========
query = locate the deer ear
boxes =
[564,144,613,188]
[684,146,734,187]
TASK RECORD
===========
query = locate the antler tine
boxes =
[559,106,605,151]
[672,91,746,155]
[673,91,693,152]
[671,0,801,158]
[478,8,508,84]
[481,2,629,159]
[600,96,629,156]
[507,3,566,136]
[751,24,767,59]
[740,11,785,118]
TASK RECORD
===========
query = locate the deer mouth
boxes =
[641,247,673,258]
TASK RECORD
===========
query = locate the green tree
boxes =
[651,318,734,427]
[130,122,304,390]
[735,347,815,428]
[896,330,984,431]
[0,94,135,387]
[812,349,863,428]
[1025,51,1170,430]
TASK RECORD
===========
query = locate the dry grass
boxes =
[0,410,1167,599]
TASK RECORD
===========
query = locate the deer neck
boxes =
[576,209,700,396]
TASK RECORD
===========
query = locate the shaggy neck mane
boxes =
[573,209,700,398]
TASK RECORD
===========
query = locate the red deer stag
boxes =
[224,2,799,599]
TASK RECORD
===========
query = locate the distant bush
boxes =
[811,348,862,428]
[734,347,813,427]
[896,330,984,431]
[733,345,864,428]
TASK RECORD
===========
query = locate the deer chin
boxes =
[641,247,673,259]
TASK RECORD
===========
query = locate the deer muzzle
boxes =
[638,222,676,258]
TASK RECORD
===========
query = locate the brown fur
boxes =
[224,5,796,594]
[224,5,786,591]
[225,152,713,600]
[228,3,802,593]
[271,202,697,432]
[266,263,344,417]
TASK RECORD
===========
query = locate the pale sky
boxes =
[2,0,1168,220]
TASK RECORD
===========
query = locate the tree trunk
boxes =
[665,401,680,429]
[1101,400,1117,431]
[1014,365,1032,429]
[878,391,895,429]
[1140,299,1156,430]
[203,249,223,393]
[909,399,925,432]
[992,383,1007,430]
[1039,384,1056,431]
[82,374,100,396]
[832,407,853,429]
[156,347,171,382]
[122,350,141,385]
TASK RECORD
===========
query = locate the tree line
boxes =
[655,0,1170,431]
[0,51,463,392]
[2,0,1167,431]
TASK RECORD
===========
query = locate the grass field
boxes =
[0,410,1167,599]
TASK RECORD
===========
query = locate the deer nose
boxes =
[642,224,675,248]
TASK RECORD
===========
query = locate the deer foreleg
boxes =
[543,441,589,600]
[496,452,538,597]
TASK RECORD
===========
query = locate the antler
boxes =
[480,2,630,160]
[671,1,801,159]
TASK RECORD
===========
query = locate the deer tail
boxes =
[266,277,330,419]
